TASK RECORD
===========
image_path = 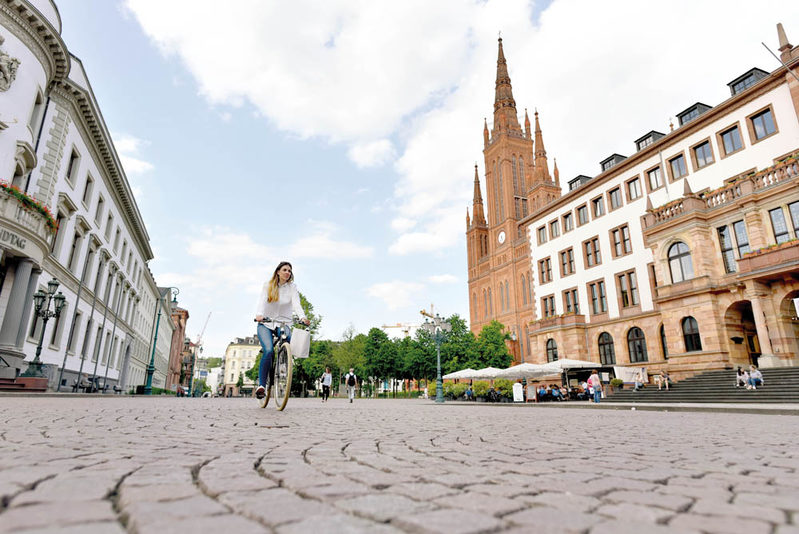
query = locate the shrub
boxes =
[450,383,467,399]
[493,378,514,398]
[610,378,624,388]
[472,381,490,397]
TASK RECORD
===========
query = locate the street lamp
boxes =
[420,312,451,404]
[21,278,66,378]
[144,287,178,395]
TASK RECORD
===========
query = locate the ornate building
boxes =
[468,27,799,376]
[466,38,561,363]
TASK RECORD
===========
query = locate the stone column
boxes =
[750,295,780,369]
[0,259,33,378]
[15,267,41,349]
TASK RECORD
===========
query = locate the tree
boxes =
[245,352,261,382]
[298,292,322,337]
[205,357,222,369]
[440,314,478,372]
[474,320,512,368]
[236,372,244,390]
[332,325,366,380]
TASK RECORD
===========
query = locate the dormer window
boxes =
[600,154,626,172]
[727,68,768,96]
[677,103,712,126]
[634,131,665,152]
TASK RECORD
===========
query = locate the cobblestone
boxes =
[0,397,798,532]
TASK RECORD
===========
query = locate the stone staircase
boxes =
[0,377,48,393]
[605,367,799,403]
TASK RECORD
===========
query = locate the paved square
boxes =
[1,397,798,533]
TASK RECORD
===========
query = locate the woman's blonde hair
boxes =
[267,261,293,302]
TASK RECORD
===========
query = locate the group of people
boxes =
[736,365,764,390]
[537,384,568,401]
[319,367,359,402]
[633,369,671,391]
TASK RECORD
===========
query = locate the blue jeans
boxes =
[748,377,762,387]
[593,389,602,403]
[256,324,292,388]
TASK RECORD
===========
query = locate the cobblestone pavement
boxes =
[1,397,798,534]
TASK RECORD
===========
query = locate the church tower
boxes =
[467,37,561,363]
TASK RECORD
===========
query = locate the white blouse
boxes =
[255,282,306,328]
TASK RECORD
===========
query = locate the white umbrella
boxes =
[494,363,549,379]
[442,368,475,380]
[539,358,601,372]
[470,367,504,379]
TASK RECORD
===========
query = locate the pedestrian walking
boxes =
[344,368,358,403]
[589,370,603,404]
[321,367,332,402]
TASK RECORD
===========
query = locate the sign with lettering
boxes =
[0,228,27,251]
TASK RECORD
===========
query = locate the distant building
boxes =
[222,335,259,396]
[381,322,421,339]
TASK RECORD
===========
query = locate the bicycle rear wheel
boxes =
[274,342,293,411]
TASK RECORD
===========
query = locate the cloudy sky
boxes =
[56,0,799,358]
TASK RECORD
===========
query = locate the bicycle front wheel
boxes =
[274,342,293,411]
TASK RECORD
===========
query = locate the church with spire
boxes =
[466,38,561,362]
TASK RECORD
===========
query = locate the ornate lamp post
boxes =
[144,287,178,395]
[420,311,451,404]
[21,277,66,378]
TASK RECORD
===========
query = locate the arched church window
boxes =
[682,316,702,352]
[668,242,694,283]
[628,327,648,363]
[598,332,615,365]
[546,339,558,362]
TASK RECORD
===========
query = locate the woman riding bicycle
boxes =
[254,261,309,399]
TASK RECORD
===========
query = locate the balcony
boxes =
[738,239,799,275]
[0,184,56,265]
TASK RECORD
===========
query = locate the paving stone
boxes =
[594,502,674,523]
[0,501,116,533]
[668,513,774,534]
[432,490,525,516]
[218,488,338,526]
[122,495,228,530]
[689,499,786,524]
[504,506,600,532]
[393,508,505,534]
[602,490,692,511]
[335,493,436,522]
[590,520,701,534]
[278,514,403,534]
[117,483,201,507]
[14,522,126,534]
[141,514,269,534]
[516,492,601,513]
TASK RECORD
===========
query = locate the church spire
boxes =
[533,110,551,183]
[553,157,560,187]
[472,164,486,226]
[524,108,531,138]
[483,118,489,147]
[493,37,521,134]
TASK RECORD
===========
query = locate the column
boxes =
[0,259,34,351]
[15,267,41,349]
[750,295,774,355]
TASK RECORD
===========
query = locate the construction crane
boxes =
[189,312,211,396]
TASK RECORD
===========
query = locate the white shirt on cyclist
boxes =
[255,282,306,329]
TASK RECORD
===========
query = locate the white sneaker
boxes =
[255,385,265,399]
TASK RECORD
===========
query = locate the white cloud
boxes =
[428,274,457,284]
[390,217,416,232]
[347,139,395,168]
[289,220,373,259]
[366,280,425,310]
[112,133,154,175]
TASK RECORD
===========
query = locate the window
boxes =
[563,288,579,314]
[693,141,714,169]
[584,237,602,267]
[608,187,622,210]
[669,154,688,180]
[549,220,560,239]
[588,280,607,315]
[627,177,642,201]
[82,176,94,205]
[546,339,558,362]
[718,226,736,273]
[668,242,694,283]
[560,248,575,276]
[65,149,80,184]
[679,108,699,125]
[577,205,589,225]
[520,277,527,306]
[720,126,743,155]
[733,220,750,256]
[627,327,648,363]
[769,207,790,244]
[610,225,632,257]
[682,316,702,352]
[95,196,104,224]
[592,196,605,218]
[500,284,505,311]
[542,295,555,318]
[105,214,113,240]
[647,167,663,190]
[67,312,81,353]
[562,213,574,232]
[637,136,653,151]
[539,258,552,283]
[750,108,776,140]
[618,270,639,308]
[114,228,121,252]
[660,325,668,359]
[537,226,547,244]
[66,232,81,272]
[789,201,799,236]
[598,332,615,365]
[28,90,45,138]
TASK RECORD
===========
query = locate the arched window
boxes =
[505,281,510,310]
[488,288,493,315]
[627,327,648,363]
[598,332,616,365]
[668,242,694,283]
[493,161,499,224]
[528,270,533,303]
[518,156,525,183]
[499,284,505,311]
[682,316,702,352]
[660,324,668,359]
[521,275,527,305]
[546,339,558,362]
[483,289,488,319]
[512,156,519,194]
[472,293,477,320]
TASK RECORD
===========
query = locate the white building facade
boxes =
[0,0,172,391]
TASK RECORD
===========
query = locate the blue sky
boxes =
[55,0,799,358]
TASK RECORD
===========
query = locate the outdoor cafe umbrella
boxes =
[442,368,475,380]
[469,367,504,379]
[494,363,549,379]
[539,358,601,372]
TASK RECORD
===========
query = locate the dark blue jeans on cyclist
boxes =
[256,323,292,387]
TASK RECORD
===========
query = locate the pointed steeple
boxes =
[472,164,486,226]
[493,37,521,134]
[483,118,489,147]
[524,108,531,138]
[553,157,560,187]
[778,22,791,52]
[646,196,653,211]
[683,179,693,196]
[466,208,471,228]
[532,110,551,183]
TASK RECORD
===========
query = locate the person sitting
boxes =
[735,367,749,388]
[465,386,474,401]
[748,365,764,390]
[633,370,645,391]
[654,370,670,391]
[537,385,548,402]
[551,385,565,401]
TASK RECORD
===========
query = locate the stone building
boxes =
[222,335,259,396]
[468,26,799,377]
[0,0,175,391]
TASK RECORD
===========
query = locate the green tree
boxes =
[245,352,261,382]
[440,314,478,372]
[194,378,212,393]
[298,292,322,337]
[236,372,244,390]
[205,357,222,369]
[332,325,366,381]
[474,320,512,368]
